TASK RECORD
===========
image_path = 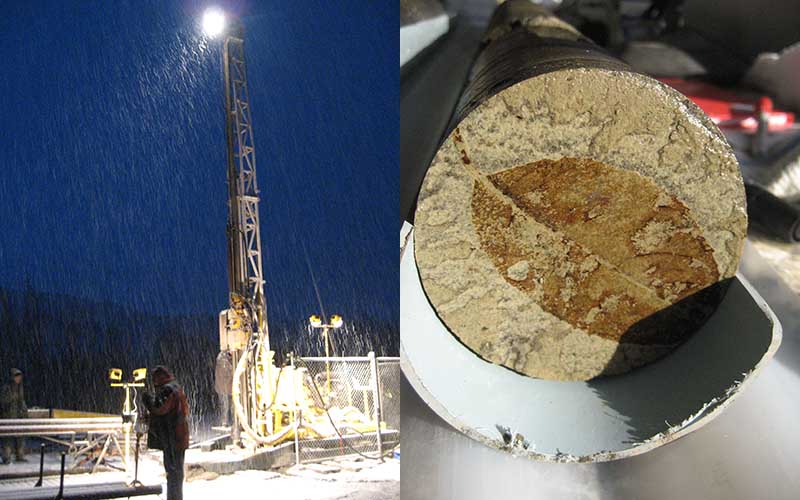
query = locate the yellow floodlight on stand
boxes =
[309,314,345,394]
[107,368,148,476]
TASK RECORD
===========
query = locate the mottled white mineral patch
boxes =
[507,260,530,281]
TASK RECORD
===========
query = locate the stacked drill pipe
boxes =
[413,0,746,381]
[0,418,124,437]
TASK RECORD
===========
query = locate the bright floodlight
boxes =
[202,8,226,37]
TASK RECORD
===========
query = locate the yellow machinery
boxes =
[226,345,384,447]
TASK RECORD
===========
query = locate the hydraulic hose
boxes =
[231,338,291,446]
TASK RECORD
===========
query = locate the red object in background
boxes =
[658,78,795,133]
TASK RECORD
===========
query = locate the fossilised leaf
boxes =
[471,157,720,345]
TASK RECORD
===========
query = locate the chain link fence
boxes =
[376,357,400,431]
[294,353,400,464]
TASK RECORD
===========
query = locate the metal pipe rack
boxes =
[0,417,127,473]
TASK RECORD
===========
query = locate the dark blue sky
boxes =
[0,2,397,331]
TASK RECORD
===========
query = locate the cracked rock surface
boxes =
[415,69,747,380]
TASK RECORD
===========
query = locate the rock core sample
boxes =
[414,0,747,380]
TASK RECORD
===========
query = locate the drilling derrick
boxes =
[214,17,386,451]
[218,27,275,444]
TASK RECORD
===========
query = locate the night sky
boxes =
[0,2,397,337]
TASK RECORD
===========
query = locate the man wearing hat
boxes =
[142,365,189,500]
[1,368,28,464]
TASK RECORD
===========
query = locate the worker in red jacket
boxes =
[143,365,189,500]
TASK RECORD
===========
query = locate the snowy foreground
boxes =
[0,449,399,500]
[179,453,399,500]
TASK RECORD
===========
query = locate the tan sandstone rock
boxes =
[414,67,747,381]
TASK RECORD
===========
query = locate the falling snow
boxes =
[0,10,398,500]
[0,0,397,442]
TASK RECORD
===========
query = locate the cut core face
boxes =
[415,70,746,380]
[470,157,719,346]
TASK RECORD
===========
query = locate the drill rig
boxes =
[216,20,384,449]
[217,24,285,445]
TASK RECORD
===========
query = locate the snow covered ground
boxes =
[179,460,399,500]
[0,449,399,500]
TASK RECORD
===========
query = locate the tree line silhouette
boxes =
[0,285,398,438]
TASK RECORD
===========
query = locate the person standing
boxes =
[0,368,28,464]
[214,351,233,427]
[143,366,189,500]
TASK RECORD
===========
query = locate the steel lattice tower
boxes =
[224,33,269,352]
